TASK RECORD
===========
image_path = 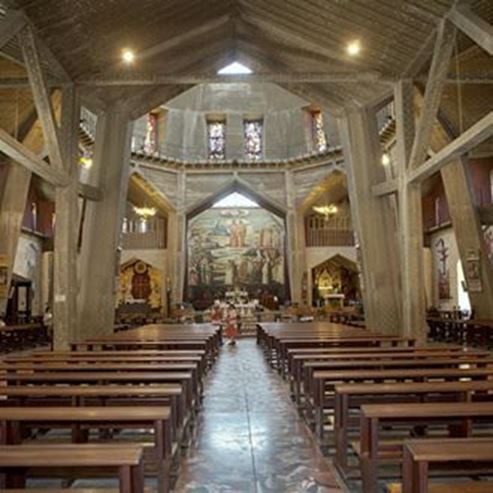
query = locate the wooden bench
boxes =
[358,402,493,493]
[0,384,185,440]
[0,444,144,493]
[294,353,492,405]
[0,406,172,491]
[311,366,493,441]
[2,371,195,413]
[333,380,493,474]
[0,361,202,397]
[396,438,493,493]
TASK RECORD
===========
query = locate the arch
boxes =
[186,176,287,219]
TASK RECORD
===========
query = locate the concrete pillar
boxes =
[285,170,306,303]
[168,171,187,304]
[338,108,402,333]
[395,81,427,341]
[78,110,133,339]
[52,85,80,348]
[441,159,493,318]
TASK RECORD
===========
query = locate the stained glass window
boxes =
[312,111,327,153]
[207,120,226,160]
[244,119,263,160]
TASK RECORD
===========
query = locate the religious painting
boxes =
[187,205,286,308]
[116,259,162,315]
[465,248,482,293]
[144,112,158,154]
[435,238,451,300]
[484,226,493,265]
[0,254,8,298]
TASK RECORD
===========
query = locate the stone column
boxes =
[77,110,133,339]
[171,171,186,303]
[395,81,427,341]
[53,85,80,348]
[338,108,402,333]
[285,170,306,303]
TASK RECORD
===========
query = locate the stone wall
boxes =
[132,83,338,162]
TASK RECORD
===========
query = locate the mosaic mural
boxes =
[187,206,286,308]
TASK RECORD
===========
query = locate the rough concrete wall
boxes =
[293,164,338,207]
[132,83,341,162]
[240,172,287,207]
[139,168,179,208]
[185,173,232,211]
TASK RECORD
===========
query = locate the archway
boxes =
[185,183,288,310]
[311,254,361,309]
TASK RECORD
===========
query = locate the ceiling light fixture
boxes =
[313,204,338,221]
[381,152,391,166]
[133,206,157,219]
[122,48,136,64]
[346,40,361,56]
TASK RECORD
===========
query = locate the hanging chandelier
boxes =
[133,206,157,219]
[313,204,338,220]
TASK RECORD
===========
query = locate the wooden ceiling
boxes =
[2,0,490,112]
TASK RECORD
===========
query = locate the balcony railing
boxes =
[305,214,354,247]
[122,217,167,250]
[306,228,355,247]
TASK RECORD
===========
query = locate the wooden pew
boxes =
[302,356,493,408]
[333,380,493,475]
[290,350,490,404]
[272,336,416,372]
[0,406,172,491]
[358,402,493,493]
[311,367,493,441]
[0,444,144,493]
[2,371,195,412]
[0,384,185,440]
[0,361,202,398]
[398,438,493,493]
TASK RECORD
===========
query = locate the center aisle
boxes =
[174,339,342,492]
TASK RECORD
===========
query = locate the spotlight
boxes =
[381,153,391,166]
[347,40,361,56]
[122,48,135,64]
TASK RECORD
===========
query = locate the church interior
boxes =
[0,0,493,492]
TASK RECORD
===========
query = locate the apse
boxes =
[186,191,287,310]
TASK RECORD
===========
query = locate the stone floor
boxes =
[173,338,343,493]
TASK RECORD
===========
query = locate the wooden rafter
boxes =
[449,4,493,56]
[0,8,25,49]
[74,71,391,86]
[408,19,456,170]
[408,111,493,184]
[371,178,398,197]
[0,127,67,186]
[18,25,64,170]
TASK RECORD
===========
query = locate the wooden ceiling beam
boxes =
[448,4,493,56]
[18,25,64,170]
[0,126,68,186]
[0,9,25,49]
[138,13,231,62]
[75,71,392,86]
[408,110,493,184]
[408,20,456,170]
